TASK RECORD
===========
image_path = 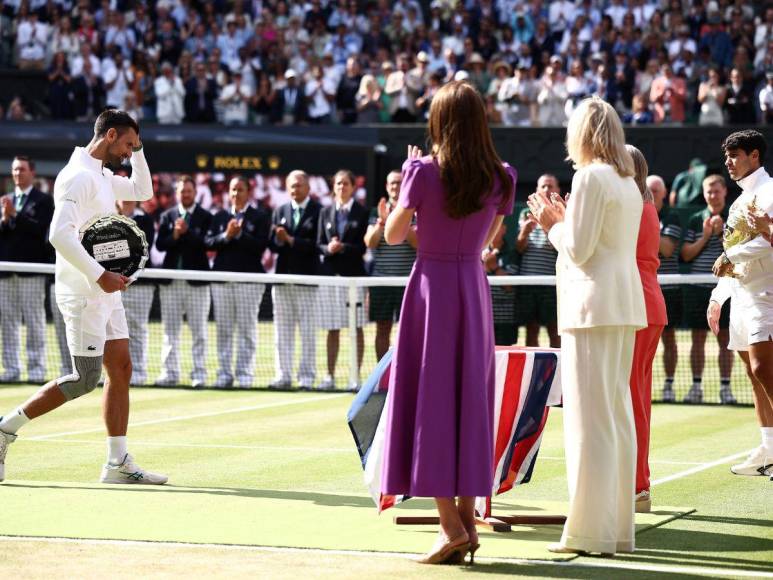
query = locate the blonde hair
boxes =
[357,74,378,98]
[566,96,634,177]
[625,144,653,203]
[702,174,726,190]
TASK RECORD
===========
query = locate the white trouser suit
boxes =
[547,164,647,554]
[272,284,317,384]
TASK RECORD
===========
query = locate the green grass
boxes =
[0,385,771,578]
[5,323,760,405]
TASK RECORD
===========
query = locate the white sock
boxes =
[761,427,773,452]
[0,407,30,434]
[107,436,128,465]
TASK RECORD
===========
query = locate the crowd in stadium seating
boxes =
[1,0,772,125]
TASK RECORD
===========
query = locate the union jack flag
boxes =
[347,347,562,515]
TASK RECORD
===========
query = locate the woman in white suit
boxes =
[527,96,647,555]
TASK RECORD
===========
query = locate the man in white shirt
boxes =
[0,110,167,485]
[709,130,773,480]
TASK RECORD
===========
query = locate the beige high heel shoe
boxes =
[417,535,470,565]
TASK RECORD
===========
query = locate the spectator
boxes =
[154,62,185,125]
[415,71,443,121]
[50,15,80,65]
[650,63,687,123]
[70,58,105,122]
[70,42,100,78]
[155,175,212,388]
[206,176,271,388]
[123,91,143,122]
[610,51,636,113]
[103,11,136,59]
[271,69,307,125]
[465,52,490,95]
[364,170,416,361]
[697,67,726,126]
[0,155,54,382]
[305,64,336,124]
[515,173,561,348]
[251,74,276,126]
[316,169,368,391]
[269,170,321,390]
[219,70,252,126]
[679,174,735,404]
[355,74,383,123]
[385,53,422,122]
[623,94,655,125]
[760,71,773,125]
[497,63,534,127]
[184,61,218,123]
[699,10,733,70]
[724,67,755,124]
[102,49,134,110]
[537,65,568,126]
[16,10,47,70]
[648,174,683,403]
[116,199,155,385]
[47,51,73,120]
[670,157,709,208]
[336,56,362,124]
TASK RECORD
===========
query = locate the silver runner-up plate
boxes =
[80,214,149,279]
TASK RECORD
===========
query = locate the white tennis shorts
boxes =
[728,287,773,352]
[56,292,129,356]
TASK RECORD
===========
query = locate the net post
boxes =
[348,280,359,390]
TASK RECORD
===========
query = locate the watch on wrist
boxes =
[721,252,731,266]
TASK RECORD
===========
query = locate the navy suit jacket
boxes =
[270,199,321,275]
[317,201,368,277]
[0,187,54,277]
[130,209,156,285]
[156,204,211,284]
[205,205,271,273]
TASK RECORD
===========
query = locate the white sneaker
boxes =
[635,490,651,513]
[100,453,168,485]
[683,384,703,404]
[719,386,737,405]
[316,376,336,391]
[662,385,675,403]
[730,446,773,476]
[0,429,17,483]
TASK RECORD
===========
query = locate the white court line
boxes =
[651,449,753,487]
[27,394,347,441]
[0,536,770,579]
[538,456,705,466]
[23,438,353,453]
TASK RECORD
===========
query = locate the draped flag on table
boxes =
[347,346,562,515]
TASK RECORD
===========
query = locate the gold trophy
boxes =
[722,196,763,278]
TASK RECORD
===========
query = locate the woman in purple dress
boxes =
[382,81,516,565]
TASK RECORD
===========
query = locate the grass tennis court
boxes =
[0,384,771,579]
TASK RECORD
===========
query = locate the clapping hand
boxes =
[526,191,565,233]
[274,225,290,243]
[377,197,390,222]
[173,217,188,239]
[225,218,242,240]
[407,145,423,161]
[709,215,724,236]
[1,197,14,222]
[328,236,343,254]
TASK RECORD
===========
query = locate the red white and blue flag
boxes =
[347,347,562,515]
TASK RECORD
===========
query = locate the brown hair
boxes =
[333,169,355,186]
[625,144,653,203]
[427,81,513,219]
[177,174,196,189]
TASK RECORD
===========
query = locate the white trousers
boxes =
[159,280,210,383]
[49,287,71,375]
[123,284,155,382]
[560,326,637,554]
[272,285,317,383]
[0,275,46,380]
[211,282,264,382]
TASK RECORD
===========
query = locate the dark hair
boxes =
[12,155,35,171]
[722,130,767,161]
[93,109,139,138]
[177,174,196,189]
[428,81,513,218]
[333,169,355,186]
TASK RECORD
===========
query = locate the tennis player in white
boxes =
[0,110,167,485]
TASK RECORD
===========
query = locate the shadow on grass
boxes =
[457,562,715,580]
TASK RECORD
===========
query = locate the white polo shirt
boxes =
[49,146,153,297]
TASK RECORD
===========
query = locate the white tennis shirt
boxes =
[49,146,153,297]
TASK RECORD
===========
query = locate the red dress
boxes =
[631,202,667,493]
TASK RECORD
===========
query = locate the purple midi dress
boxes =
[382,156,517,498]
